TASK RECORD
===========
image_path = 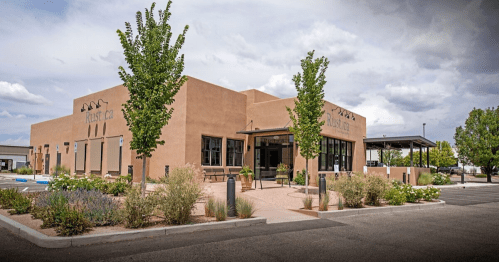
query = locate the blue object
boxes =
[36,180,49,184]
[15,178,27,182]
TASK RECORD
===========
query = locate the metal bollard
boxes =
[128,165,133,179]
[319,174,327,202]
[408,174,410,185]
[227,174,236,217]
[403,172,406,184]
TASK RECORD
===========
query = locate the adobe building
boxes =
[29,76,366,185]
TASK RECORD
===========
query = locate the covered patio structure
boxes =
[364,136,437,185]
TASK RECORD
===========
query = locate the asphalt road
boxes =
[1,186,499,261]
[0,178,48,192]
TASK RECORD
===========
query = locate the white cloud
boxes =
[0,109,26,119]
[0,81,52,105]
[258,74,296,99]
[0,137,30,146]
[353,93,405,127]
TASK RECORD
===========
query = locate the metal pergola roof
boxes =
[236,127,289,135]
[364,136,437,150]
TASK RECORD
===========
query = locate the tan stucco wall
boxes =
[184,77,247,175]
[30,115,73,174]
[367,167,431,185]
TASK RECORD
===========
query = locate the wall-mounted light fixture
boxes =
[247,145,251,152]
[81,103,91,112]
[96,99,108,108]
[332,107,355,121]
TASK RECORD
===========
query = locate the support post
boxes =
[227,174,236,217]
[427,147,430,168]
[419,145,422,167]
[410,142,413,167]
[403,172,406,184]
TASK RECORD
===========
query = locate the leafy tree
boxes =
[403,151,428,167]
[286,50,329,195]
[377,149,403,166]
[117,1,188,196]
[455,107,499,183]
[429,141,456,172]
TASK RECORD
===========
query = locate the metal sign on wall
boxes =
[74,142,77,152]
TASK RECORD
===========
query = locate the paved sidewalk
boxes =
[202,181,330,224]
[414,182,499,189]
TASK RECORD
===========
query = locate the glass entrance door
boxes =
[254,135,294,179]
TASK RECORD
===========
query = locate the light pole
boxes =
[423,123,426,138]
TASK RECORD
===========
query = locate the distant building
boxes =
[0,145,30,172]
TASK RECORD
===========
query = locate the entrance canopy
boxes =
[364,136,436,150]
[364,136,436,167]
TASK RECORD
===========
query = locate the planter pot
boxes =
[239,174,253,192]
[276,171,288,184]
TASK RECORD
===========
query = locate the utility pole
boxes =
[423,123,426,138]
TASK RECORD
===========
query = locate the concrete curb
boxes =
[317,200,445,219]
[0,215,266,248]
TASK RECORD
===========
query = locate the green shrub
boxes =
[0,188,24,209]
[293,169,309,186]
[430,167,437,173]
[364,175,391,206]
[204,197,216,217]
[123,185,156,228]
[384,188,406,205]
[418,172,433,185]
[432,173,451,185]
[215,200,227,221]
[156,165,202,225]
[38,192,69,229]
[302,196,313,210]
[235,197,255,219]
[422,187,441,201]
[56,206,92,236]
[8,194,32,215]
[107,175,131,196]
[319,193,329,211]
[475,174,487,178]
[331,175,365,208]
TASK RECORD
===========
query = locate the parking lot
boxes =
[0,177,48,192]
[440,185,499,206]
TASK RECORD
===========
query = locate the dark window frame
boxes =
[227,139,244,167]
[202,136,222,166]
[319,137,353,172]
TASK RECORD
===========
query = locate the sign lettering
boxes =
[326,113,349,132]
[85,110,114,123]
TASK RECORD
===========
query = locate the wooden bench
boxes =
[256,170,291,189]
[203,168,226,182]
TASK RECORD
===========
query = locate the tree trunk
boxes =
[141,156,146,197]
[487,173,492,183]
[305,158,309,195]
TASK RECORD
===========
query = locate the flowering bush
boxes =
[399,184,424,203]
[34,189,121,226]
[48,173,131,195]
[432,173,451,185]
[422,187,441,201]
[384,188,406,205]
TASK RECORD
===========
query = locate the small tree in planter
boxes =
[276,163,289,184]
[239,166,254,192]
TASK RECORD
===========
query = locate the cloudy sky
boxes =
[0,0,498,146]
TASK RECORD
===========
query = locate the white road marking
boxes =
[22,187,28,192]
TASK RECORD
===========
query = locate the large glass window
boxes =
[227,139,243,166]
[319,137,353,171]
[202,136,222,166]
